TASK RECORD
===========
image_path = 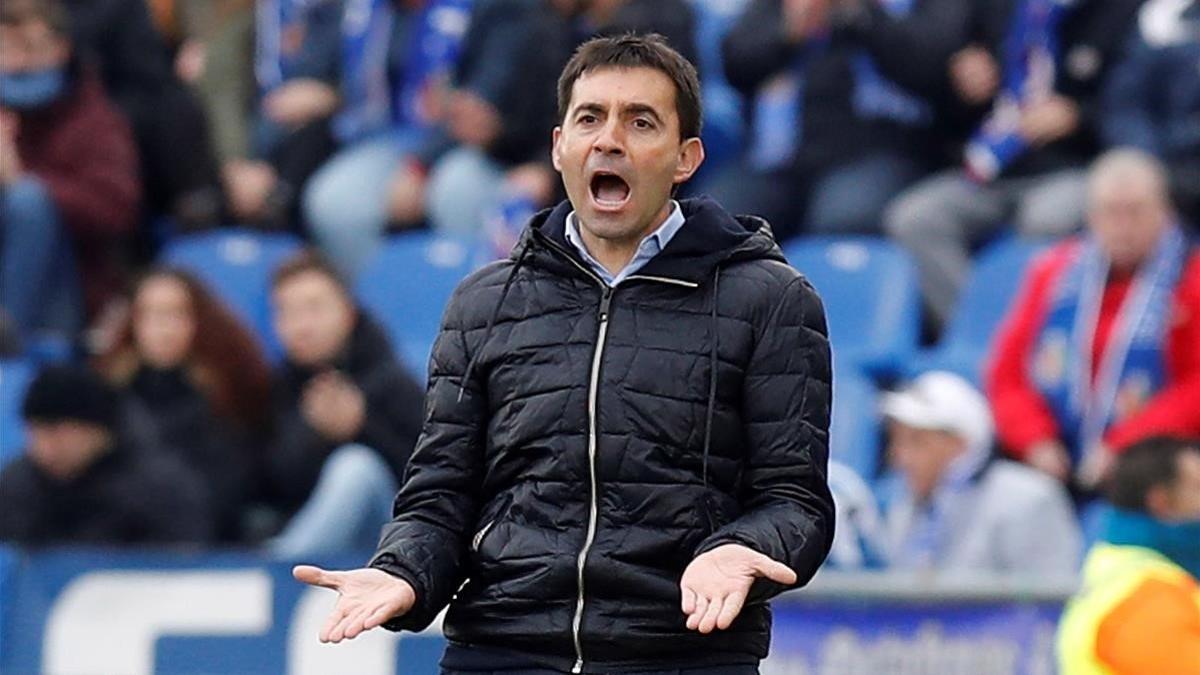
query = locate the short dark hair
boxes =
[1106,436,1200,511]
[556,33,702,140]
[271,250,350,296]
[0,0,71,36]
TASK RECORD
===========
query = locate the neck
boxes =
[578,201,672,277]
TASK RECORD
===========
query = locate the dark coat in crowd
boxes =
[956,0,1147,178]
[265,314,424,516]
[723,0,970,174]
[125,366,258,540]
[0,431,214,546]
[15,63,141,317]
[62,0,221,220]
[369,197,835,670]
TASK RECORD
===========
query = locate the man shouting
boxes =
[295,33,835,674]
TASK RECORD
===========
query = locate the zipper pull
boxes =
[598,287,613,322]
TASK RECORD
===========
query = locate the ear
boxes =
[1145,485,1175,521]
[672,137,705,185]
[551,127,563,173]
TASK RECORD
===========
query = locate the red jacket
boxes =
[987,238,1200,458]
[15,66,141,316]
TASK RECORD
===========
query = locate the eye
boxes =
[577,113,598,125]
[633,118,654,130]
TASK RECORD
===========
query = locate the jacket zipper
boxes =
[533,232,696,672]
[572,284,612,673]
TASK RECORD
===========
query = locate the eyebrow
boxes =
[570,101,665,125]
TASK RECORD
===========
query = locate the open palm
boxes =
[680,544,796,634]
[293,565,416,643]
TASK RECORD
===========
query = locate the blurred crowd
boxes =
[0,0,1198,580]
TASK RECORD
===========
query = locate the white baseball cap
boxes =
[880,371,995,453]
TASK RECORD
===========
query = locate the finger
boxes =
[686,596,709,631]
[328,605,364,644]
[293,565,342,590]
[716,590,747,630]
[698,594,724,634]
[753,558,798,585]
[319,604,349,643]
[680,585,696,615]
[341,607,373,641]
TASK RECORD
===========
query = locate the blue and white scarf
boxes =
[964,0,1074,181]
[1031,225,1189,465]
[748,0,930,171]
[335,0,472,142]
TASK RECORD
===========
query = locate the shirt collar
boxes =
[565,200,685,286]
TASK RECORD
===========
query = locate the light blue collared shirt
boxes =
[565,200,685,287]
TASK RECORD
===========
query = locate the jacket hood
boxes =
[516,196,787,285]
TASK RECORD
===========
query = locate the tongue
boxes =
[595,176,629,203]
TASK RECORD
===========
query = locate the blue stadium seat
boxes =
[905,237,1053,384]
[830,365,883,481]
[0,359,34,468]
[783,237,921,377]
[355,232,478,379]
[160,229,304,360]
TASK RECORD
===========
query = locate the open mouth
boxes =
[589,171,631,208]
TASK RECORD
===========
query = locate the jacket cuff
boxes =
[367,552,434,632]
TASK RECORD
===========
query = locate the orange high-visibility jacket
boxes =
[1057,543,1200,675]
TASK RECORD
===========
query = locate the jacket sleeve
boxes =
[368,286,487,631]
[721,0,798,97]
[996,479,1081,576]
[985,251,1065,459]
[34,92,141,238]
[697,275,835,602]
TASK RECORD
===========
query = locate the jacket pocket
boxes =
[471,493,513,555]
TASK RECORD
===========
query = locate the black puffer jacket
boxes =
[370,197,834,671]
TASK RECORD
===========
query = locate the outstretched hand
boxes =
[293,565,416,643]
[680,544,797,634]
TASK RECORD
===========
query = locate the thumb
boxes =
[750,556,798,586]
[293,565,342,590]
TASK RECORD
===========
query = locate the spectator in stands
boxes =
[216,0,343,230]
[302,0,474,276]
[882,371,1081,574]
[264,251,424,557]
[62,0,223,229]
[0,364,214,545]
[1102,0,1200,227]
[149,0,258,218]
[0,0,140,341]
[1057,436,1200,674]
[709,0,969,242]
[884,0,1144,329]
[987,150,1200,489]
[96,269,272,541]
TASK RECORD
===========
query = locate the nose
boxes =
[592,118,625,157]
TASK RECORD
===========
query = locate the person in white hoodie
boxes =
[881,371,1082,576]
